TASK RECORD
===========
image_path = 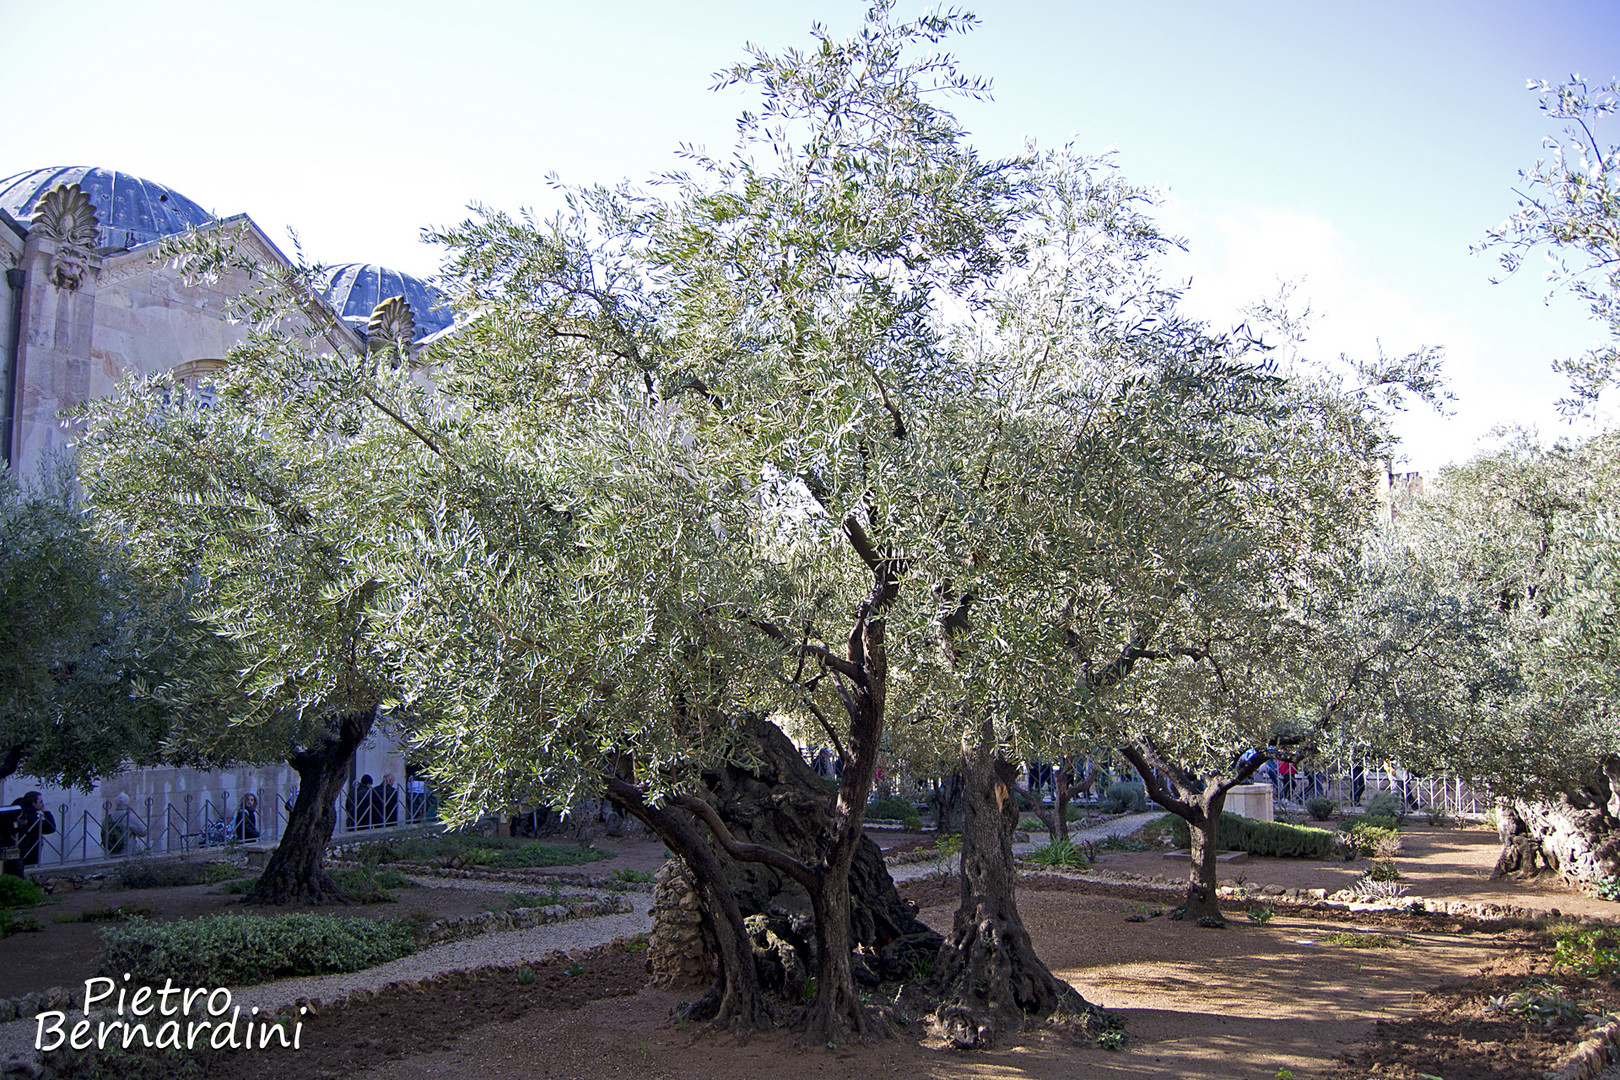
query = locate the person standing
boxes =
[347,775,376,830]
[12,792,56,872]
[1277,760,1297,803]
[379,774,400,827]
[406,773,426,822]
[102,793,147,855]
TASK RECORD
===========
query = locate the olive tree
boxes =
[76,278,429,904]
[1392,432,1620,883]
[0,463,177,788]
[1481,76,1620,415]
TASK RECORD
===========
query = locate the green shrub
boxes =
[486,843,611,869]
[487,885,563,911]
[114,860,215,890]
[99,913,418,986]
[1304,798,1336,821]
[1246,905,1274,924]
[1168,814,1338,859]
[0,875,46,908]
[1366,859,1402,882]
[1344,813,1401,833]
[1342,822,1402,859]
[1364,792,1405,821]
[902,814,924,830]
[612,868,655,885]
[867,795,916,821]
[1490,981,1591,1028]
[54,904,153,924]
[195,862,246,885]
[1098,833,1150,853]
[1026,838,1090,869]
[1102,782,1148,814]
[329,864,417,903]
[0,907,42,937]
[1592,876,1620,902]
[1552,929,1620,977]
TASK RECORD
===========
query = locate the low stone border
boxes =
[0,893,634,1025]
[339,863,654,892]
[417,894,632,946]
[1016,864,1620,928]
[1544,1017,1620,1080]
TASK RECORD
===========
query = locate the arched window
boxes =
[168,358,225,410]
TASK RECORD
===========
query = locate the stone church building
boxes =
[0,166,449,863]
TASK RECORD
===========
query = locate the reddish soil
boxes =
[12,825,1615,1079]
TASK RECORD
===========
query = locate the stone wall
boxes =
[646,860,712,989]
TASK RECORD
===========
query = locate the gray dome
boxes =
[0,166,214,250]
[319,263,453,341]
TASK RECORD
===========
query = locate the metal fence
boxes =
[19,782,442,872]
[1030,756,1493,820]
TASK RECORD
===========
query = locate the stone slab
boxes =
[1161,848,1249,863]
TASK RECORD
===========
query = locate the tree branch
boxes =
[1118,742,1195,820]
[361,390,449,461]
[853,354,906,440]
[751,617,862,681]
[671,794,818,890]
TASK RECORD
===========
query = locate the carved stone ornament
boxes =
[30,183,101,291]
[366,295,415,361]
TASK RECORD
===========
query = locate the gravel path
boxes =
[886,810,1161,882]
[0,894,654,1069]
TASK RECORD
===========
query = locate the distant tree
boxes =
[1396,432,1620,883]
[0,463,175,789]
[1466,72,1620,881]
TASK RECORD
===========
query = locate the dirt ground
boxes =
[124,881,1553,1080]
[1097,821,1620,919]
[12,823,1620,1079]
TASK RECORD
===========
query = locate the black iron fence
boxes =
[19,782,441,872]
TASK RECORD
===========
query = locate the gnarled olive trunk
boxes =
[249,708,373,905]
[1495,755,1620,886]
[605,776,762,1032]
[933,724,1112,1049]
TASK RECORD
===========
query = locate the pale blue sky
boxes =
[4,1,1617,468]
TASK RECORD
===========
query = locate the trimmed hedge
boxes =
[1170,813,1338,859]
[867,795,916,820]
[99,912,418,986]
